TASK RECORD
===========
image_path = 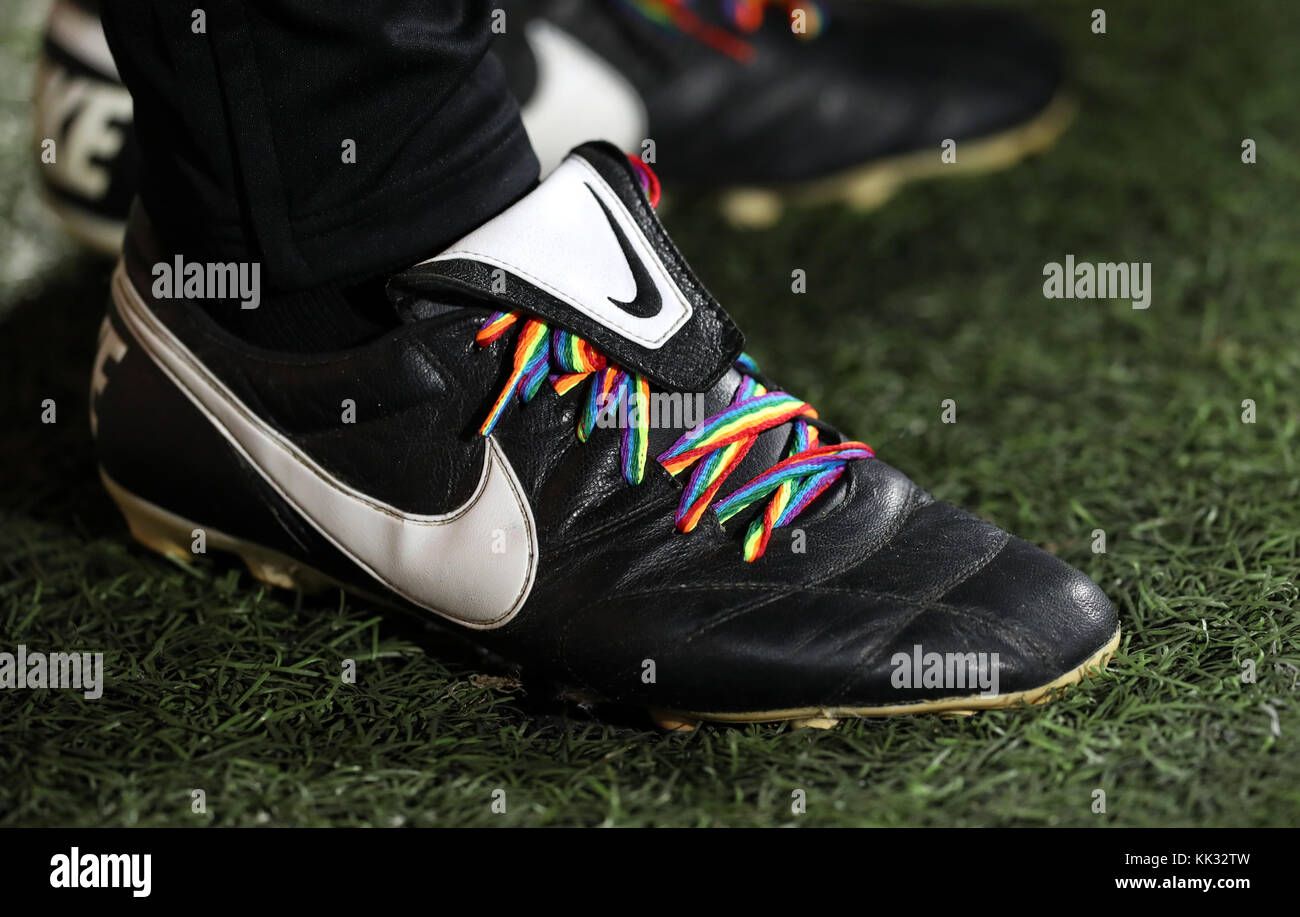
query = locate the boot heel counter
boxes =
[90,295,192,503]
[91,291,299,560]
[89,307,129,441]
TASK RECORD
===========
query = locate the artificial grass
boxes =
[1,0,1297,827]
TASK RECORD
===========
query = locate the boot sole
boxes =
[650,626,1121,730]
[717,92,1078,228]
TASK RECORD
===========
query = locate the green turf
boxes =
[1,1,1297,827]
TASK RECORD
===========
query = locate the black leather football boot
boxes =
[92,142,1118,727]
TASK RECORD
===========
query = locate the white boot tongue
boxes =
[395,142,744,392]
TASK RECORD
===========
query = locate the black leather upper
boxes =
[99,178,1117,714]
[503,0,1065,185]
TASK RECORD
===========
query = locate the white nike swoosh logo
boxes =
[112,265,538,629]
[518,19,649,177]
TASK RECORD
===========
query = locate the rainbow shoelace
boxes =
[621,0,827,61]
[473,157,872,562]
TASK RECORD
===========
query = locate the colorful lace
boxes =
[472,157,872,561]
[621,0,826,61]
[722,0,825,36]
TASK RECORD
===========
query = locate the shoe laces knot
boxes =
[472,156,871,561]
